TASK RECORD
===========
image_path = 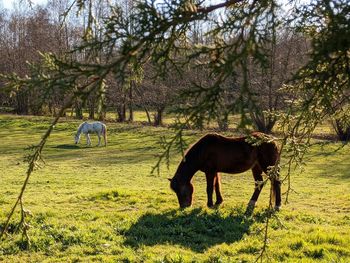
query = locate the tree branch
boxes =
[197,0,243,14]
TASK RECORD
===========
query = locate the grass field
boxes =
[0,114,350,262]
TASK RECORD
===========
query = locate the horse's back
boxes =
[89,121,104,131]
[79,121,105,133]
[195,134,257,173]
[193,133,278,174]
[199,133,254,154]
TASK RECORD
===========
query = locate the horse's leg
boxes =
[258,143,281,210]
[273,178,281,210]
[103,130,107,146]
[86,134,91,146]
[97,132,101,146]
[205,172,215,207]
[248,164,264,208]
[214,173,223,205]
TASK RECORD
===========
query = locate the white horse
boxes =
[74,121,107,146]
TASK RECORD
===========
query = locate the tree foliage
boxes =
[0,0,349,259]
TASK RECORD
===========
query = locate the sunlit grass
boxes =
[0,114,349,262]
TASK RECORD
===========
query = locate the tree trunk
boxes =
[128,82,134,122]
[15,91,29,115]
[97,80,106,121]
[332,119,350,141]
[117,104,126,122]
[98,109,106,121]
[144,107,152,124]
[250,111,276,134]
[217,111,229,131]
[88,98,95,119]
[75,101,83,119]
[154,106,165,126]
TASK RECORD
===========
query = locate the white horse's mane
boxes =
[76,121,88,134]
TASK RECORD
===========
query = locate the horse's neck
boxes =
[175,158,198,183]
[77,122,87,134]
[180,144,202,179]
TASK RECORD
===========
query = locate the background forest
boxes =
[0,0,321,132]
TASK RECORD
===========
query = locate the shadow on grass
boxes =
[306,143,350,181]
[53,144,80,150]
[124,208,253,252]
[324,156,350,180]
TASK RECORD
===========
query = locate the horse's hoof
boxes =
[274,205,281,211]
[215,200,223,207]
[248,200,256,207]
[209,202,223,209]
[215,198,223,204]
[245,201,256,216]
[245,206,254,216]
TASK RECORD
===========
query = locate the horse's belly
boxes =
[202,159,256,174]
[220,162,255,174]
[201,147,258,174]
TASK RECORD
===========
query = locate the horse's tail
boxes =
[257,139,281,209]
[271,172,281,210]
[102,124,107,146]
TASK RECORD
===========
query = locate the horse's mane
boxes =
[77,121,87,134]
[183,133,221,162]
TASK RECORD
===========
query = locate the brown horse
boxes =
[169,133,281,210]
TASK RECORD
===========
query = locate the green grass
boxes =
[0,114,349,262]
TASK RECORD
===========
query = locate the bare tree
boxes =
[248,30,310,133]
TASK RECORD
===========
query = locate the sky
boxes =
[1,0,305,10]
[2,0,48,10]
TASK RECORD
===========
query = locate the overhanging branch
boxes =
[197,0,243,14]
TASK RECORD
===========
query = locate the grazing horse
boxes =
[74,121,107,146]
[169,133,281,211]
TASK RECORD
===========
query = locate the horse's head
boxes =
[169,177,194,208]
[74,134,80,144]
